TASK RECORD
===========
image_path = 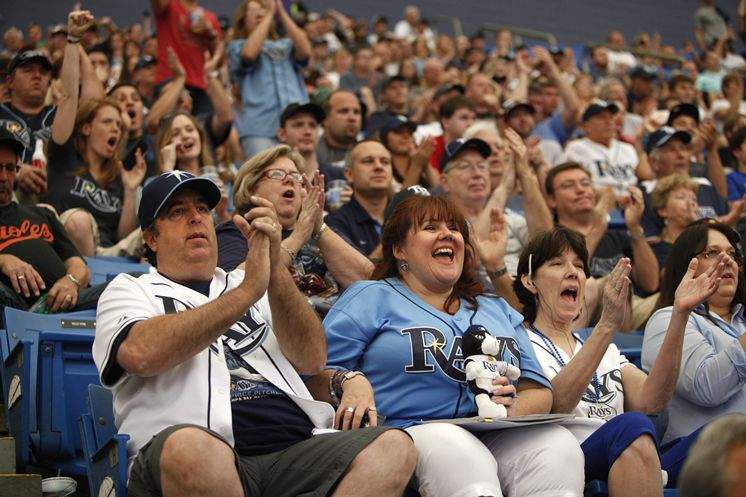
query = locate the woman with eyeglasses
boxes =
[217,145,373,311]
[644,220,746,445]
[515,226,728,494]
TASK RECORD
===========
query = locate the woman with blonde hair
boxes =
[217,144,372,310]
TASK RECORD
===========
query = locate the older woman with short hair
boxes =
[217,145,372,306]
[648,174,700,268]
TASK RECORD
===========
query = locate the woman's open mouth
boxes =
[432,247,454,262]
[560,287,579,303]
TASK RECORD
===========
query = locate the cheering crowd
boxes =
[1,1,746,496]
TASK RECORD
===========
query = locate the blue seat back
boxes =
[80,384,129,497]
[576,328,644,369]
[84,256,151,285]
[0,308,98,475]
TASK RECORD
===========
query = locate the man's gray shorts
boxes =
[127,423,395,497]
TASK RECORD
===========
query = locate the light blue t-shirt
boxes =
[643,304,746,443]
[323,278,550,427]
[228,37,308,139]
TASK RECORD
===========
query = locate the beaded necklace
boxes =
[529,322,602,402]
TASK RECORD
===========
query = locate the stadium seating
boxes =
[576,328,644,369]
[84,256,151,286]
[0,307,98,475]
[79,384,129,497]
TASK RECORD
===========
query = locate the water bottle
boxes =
[18,138,46,205]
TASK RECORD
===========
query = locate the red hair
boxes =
[372,195,483,309]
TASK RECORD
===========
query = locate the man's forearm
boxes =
[318,230,374,288]
[117,189,139,240]
[145,76,186,133]
[64,256,90,287]
[51,42,80,145]
[706,146,728,198]
[630,235,659,292]
[241,16,272,62]
[206,74,234,137]
[518,170,553,236]
[78,46,105,101]
[118,284,264,376]
[267,264,326,374]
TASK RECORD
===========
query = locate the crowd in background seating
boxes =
[1,1,746,496]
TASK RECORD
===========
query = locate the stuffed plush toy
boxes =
[462,325,521,419]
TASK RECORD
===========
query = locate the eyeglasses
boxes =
[262,168,303,183]
[0,163,20,175]
[697,247,742,263]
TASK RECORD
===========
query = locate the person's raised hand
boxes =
[68,10,94,39]
[599,258,632,331]
[120,148,146,191]
[167,47,186,79]
[160,140,179,172]
[620,186,645,230]
[475,207,508,272]
[17,164,47,195]
[673,255,729,313]
[295,172,324,242]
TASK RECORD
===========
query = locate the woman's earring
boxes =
[400,261,409,272]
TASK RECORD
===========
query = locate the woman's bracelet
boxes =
[312,222,329,242]
[281,244,297,261]
[67,34,82,44]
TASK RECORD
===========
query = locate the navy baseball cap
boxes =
[279,102,325,127]
[8,50,52,73]
[440,138,491,172]
[381,74,408,90]
[646,126,692,154]
[0,120,29,157]
[667,103,700,125]
[629,65,658,80]
[138,171,221,229]
[134,55,157,71]
[384,185,431,223]
[380,115,417,140]
[502,99,535,118]
[582,100,619,122]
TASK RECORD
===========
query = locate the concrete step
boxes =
[0,438,13,474]
[0,473,41,497]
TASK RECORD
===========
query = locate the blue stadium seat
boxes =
[0,307,99,475]
[612,330,644,369]
[79,384,129,497]
[576,328,644,369]
[84,256,151,286]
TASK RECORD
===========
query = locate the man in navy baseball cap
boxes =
[138,171,221,230]
[440,137,491,172]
